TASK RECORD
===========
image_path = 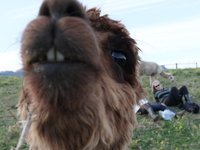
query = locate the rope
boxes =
[13,81,32,150]
[15,111,32,150]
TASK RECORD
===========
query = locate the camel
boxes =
[16,0,143,149]
[139,60,174,86]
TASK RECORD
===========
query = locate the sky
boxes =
[1,0,200,71]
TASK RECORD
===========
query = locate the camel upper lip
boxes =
[30,48,85,65]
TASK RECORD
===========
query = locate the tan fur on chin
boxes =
[19,75,136,150]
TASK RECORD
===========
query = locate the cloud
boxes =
[0,4,39,22]
[101,0,165,12]
[0,50,21,71]
[130,18,200,53]
[1,0,200,70]
[128,17,200,66]
[80,0,166,14]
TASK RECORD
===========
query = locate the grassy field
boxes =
[0,68,200,150]
[0,76,22,150]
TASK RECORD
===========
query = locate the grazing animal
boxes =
[18,0,143,149]
[139,60,174,86]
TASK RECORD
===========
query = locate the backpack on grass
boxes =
[185,102,199,114]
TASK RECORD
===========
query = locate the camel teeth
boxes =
[47,48,64,62]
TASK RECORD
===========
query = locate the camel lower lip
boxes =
[33,61,85,66]
[33,62,86,73]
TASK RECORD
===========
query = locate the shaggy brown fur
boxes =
[18,0,142,149]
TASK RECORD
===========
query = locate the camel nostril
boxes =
[65,1,86,19]
[39,1,50,17]
[39,0,86,21]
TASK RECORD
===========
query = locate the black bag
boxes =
[185,102,199,114]
[137,108,148,115]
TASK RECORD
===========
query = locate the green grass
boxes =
[132,68,200,150]
[0,77,22,150]
[0,68,200,150]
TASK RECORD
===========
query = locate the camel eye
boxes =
[111,51,127,67]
